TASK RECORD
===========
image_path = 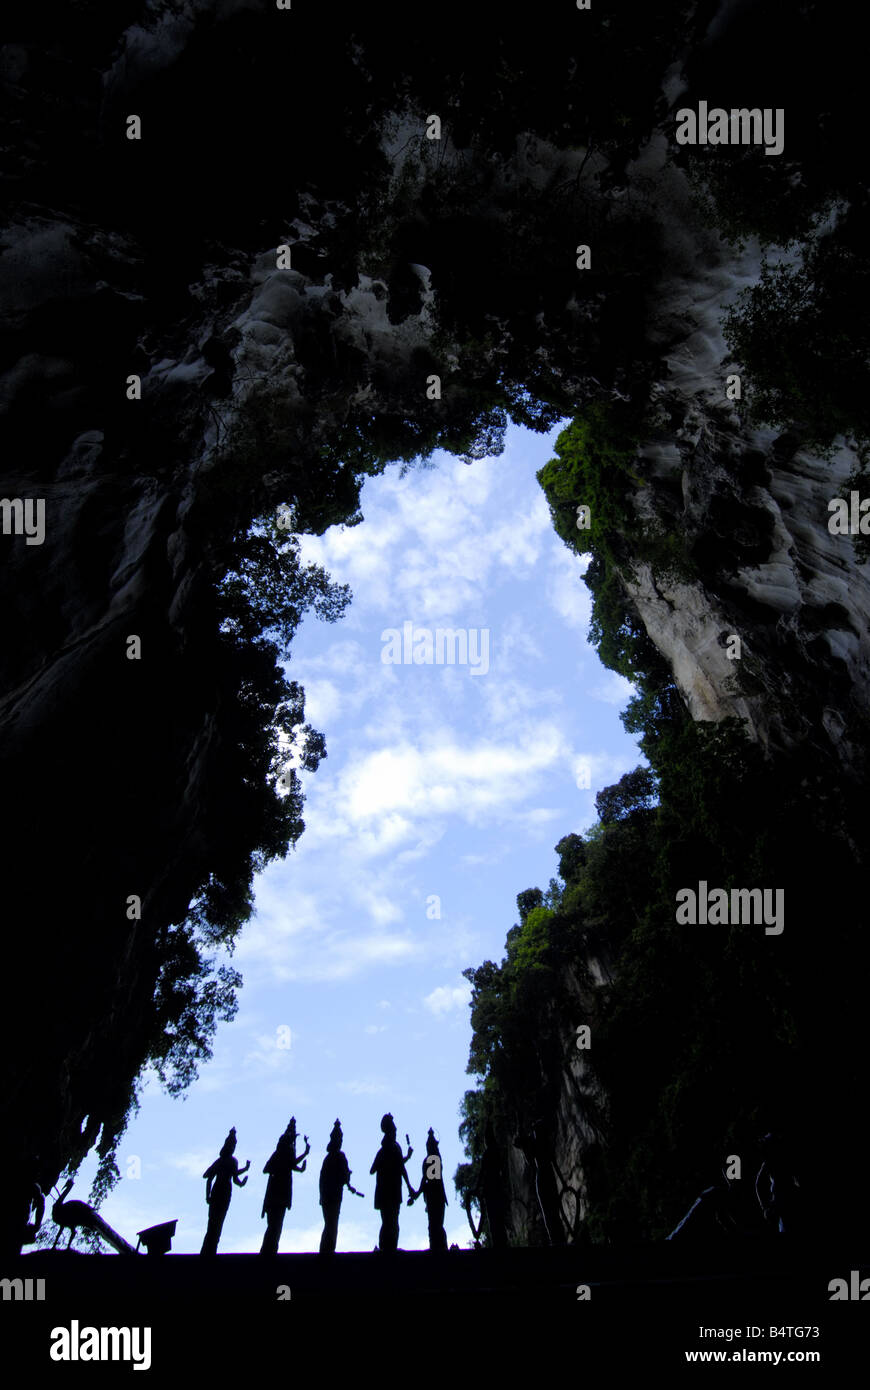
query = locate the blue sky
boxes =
[68,421,644,1254]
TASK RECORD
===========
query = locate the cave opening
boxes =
[56,421,647,1254]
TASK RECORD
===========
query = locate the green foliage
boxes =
[594,766,657,825]
[585,553,665,685]
[63,506,353,1212]
[555,832,586,883]
[516,887,544,923]
[451,1160,478,1219]
[536,403,643,561]
[537,403,697,700]
[462,683,869,1239]
[148,936,242,1097]
[683,156,828,254]
[723,224,870,458]
[509,906,555,973]
[218,516,351,659]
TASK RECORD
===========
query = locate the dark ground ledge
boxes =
[4,1244,868,1370]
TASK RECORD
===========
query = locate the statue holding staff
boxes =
[201,1127,250,1256]
[407,1128,448,1251]
[260,1117,309,1255]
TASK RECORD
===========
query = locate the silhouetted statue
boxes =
[200,1127,250,1255]
[260,1117,309,1255]
[319,1118,363,1254]
[474,1121,509,1249]
[370,1113,413,1253]
[51,1179,137,1254]
[755,1132,801,1234]
[408,1128,448,1251]
[514,1121,566,1245]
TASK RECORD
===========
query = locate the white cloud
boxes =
[167,1150,214,1180]
[188,1054,239,1095]
[513,806,562,828]
[546,544,592,632]
[246,927,420,985]
[283,640,386,723]
[423,983,472,1015]
[243,1031,295,1072]
[298,677,343,725]
[587,671,636,707]
[298,453,552,627]
[328,728,568,841]
[571,747,639,794]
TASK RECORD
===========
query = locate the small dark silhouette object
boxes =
[473,1121,509,1249]
[408,1128,448,1251]
[22,1182,45,1244]
[260,1117,309,1255]
[755,1132,801,1235]
[514,1122,566,1245]
[370,1113,413,1253]
[668,1150,762,1242]
[463,1194,482,1249]
[668,1173,742,1241]
[200,1127,250,1256]
[50,1180,137,1254]
[9,1158,46,1251]
[319,1118,363,1254]
[136,1220,178,1255]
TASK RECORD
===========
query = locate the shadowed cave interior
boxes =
[2,1,869,1311]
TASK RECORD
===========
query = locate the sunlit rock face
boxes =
[622,433,870,771]
[1,0,866,1247]
[623,204,870,771]
[565,137,870,776]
